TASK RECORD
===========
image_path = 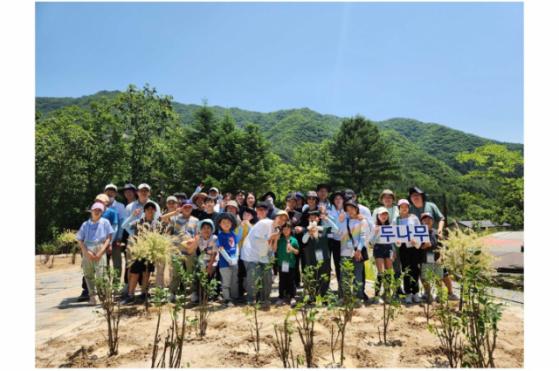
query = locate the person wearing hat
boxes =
[174,192,188,205]
[270,222,300,307]
[295,192,305,210]
[285,192,303,225]
[76,202,115,305]
[162,199,200,296]
[241,209,289,308]
[124,183,161,237]
[121,201,162,305]
[338,200,369,301]
[394,199,422,304]
[408,186,445,240]
[327,190,346,289]
[370,207,396,304]
[300,190,320,223]
[164,195,179,214]
[418,212,445,303]
[215,212,249,306]
[121,183,138,206]
[372,189,399,225]
[316,183,331,210]
[300,208,339,297]
[191,192,208,219]
[105,184,127,223]
[260,191,280,219]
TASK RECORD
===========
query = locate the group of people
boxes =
[76,182,459,308]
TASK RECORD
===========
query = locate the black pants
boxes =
[279,268,296,299]
[399,246,422,295]
[328,239,341,289]
[238,259,247,298]
[303,246,331,297]
[81,276,89,296]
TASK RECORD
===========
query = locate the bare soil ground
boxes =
[35,257,524,368]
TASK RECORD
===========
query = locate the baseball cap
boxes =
[209,187,219,194]
[166,196,178,203]
[275,210,289,218]
[138,183,151,191]
[397,199,410,207]
[104,183,118,192]
[144,201,158,210]
[377,206,390,215]
[91,202,105,212]
[95,194,110,204]
[421,212,434,220]
[181,200,194,208]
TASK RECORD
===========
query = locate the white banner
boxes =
[377,225,430,244]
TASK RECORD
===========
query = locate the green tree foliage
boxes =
[457,144,524,228]
[328,116,399,198]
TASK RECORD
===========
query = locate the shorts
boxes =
[373,244,393,259]
[130,259,155,274]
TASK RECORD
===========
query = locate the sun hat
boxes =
[397,199,410,207]
[95,194,110,204]
[260,191,276,202]
[216,212,238,230]
[329,190,345,204]
[91,202,105,212]
[104,183,118,192]
[306,191,319,200]
[192,192,208,203]
[138,183,151,191]
[197,219,215,234]
[378,189,396,202]
[377,206,390,215]
[274,210,289,218]
[225,200,240,211]
[122,183,137,192]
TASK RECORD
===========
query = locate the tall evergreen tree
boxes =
[328,116,399,198]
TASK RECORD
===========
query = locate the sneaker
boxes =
[226,301,235,308]
[448,293,460,301]
[120,294,135,305]
[413,293,422,303]
[372,296,383,305]
[77,291,90,303]
[138,292,150,302]
[275,299,285,306]
[404,294,413,305]
[88,296,97,305]
[120,284,129,297]
[289,298,297,308]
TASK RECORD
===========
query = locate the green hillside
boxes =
[36,91,523,172]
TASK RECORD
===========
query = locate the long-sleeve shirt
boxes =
[338,218,368,257]
[123,199,161,235]
[241,218,275,264]
[216,225,246,268]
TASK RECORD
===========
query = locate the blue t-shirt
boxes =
[217,231,239,268]
[76,218,114,246]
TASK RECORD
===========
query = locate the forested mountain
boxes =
[35,87,524,243]
[35,90,523,171]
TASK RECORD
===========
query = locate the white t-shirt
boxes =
[241,218,274,264]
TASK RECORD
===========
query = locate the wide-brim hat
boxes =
[260,191,276,202]
[192,192,208,203]
[379,189,396,202]
[329,190,345,204]
[306,191,319,200]
[216,212,238,230]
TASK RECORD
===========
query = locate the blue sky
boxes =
[36,2,523,143]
